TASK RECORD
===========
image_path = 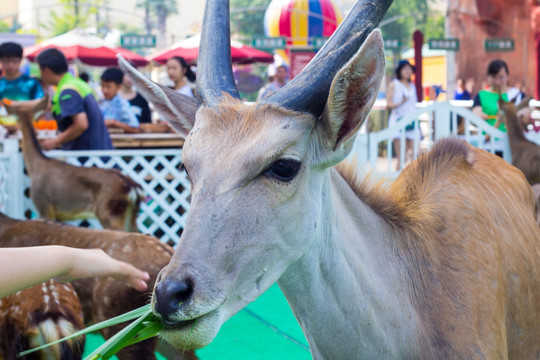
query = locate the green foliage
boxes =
[41,0,93,36]
[136,0,178,22]
[381,0,444,49]
[230,0,272,37]
[0,20,10,33]
[423,13,445,40]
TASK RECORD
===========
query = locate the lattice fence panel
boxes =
[0,156,9,213]
[21,149,189,247]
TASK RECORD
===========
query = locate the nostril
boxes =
[154,280,194,321]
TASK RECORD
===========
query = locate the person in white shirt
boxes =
[386,60,420,170]
[167,56,196,98]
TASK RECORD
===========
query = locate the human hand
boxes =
[41,138,59,150]
[56,248,150,291]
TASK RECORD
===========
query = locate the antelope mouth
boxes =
[158,308,223,350]
[162,316,198,330]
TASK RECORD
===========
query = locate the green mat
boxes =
[83,284,311,359]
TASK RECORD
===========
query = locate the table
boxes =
[110,133,184,149]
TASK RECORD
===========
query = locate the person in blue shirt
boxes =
[99,68,140,134]
[36,48,113,151]
[0,42,44,102]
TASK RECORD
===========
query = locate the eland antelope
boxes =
[120,0,540,358]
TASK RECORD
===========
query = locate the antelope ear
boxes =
[118,55,197,138]
[321,29,385,152]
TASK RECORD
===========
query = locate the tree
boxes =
[135,0,178,47]
[381,0,445,48]
[0,21,9,33]
[230,0,271,37]
[38,0,114,37]
[42,0,102,36]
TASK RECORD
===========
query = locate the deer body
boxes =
[8,98,143,231]
[0,213,197,360]
[0,280,84,360]
[119,0,540,358]
[500,100,540,185]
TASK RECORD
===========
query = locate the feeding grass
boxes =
[19,304,164,360]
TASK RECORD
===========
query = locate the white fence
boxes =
[2,102,539,247]
[350,101,526,178]
[0,139,189,248]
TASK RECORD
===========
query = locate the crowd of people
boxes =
[0,41,199,151]
[386,57,534,167]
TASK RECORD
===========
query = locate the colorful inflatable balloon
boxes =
[264,0,343,64]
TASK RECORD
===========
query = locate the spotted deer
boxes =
[120,0,540,358]
[0,212,198,360]
[0,280,84,360]
[3,98,143,232]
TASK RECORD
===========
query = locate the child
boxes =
[100,67,140,134]
[0,42,44,131]
[0,42,44,102]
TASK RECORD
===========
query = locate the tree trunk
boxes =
[157,5,167,49]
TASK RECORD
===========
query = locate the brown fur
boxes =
[198,95,306,144]
[7,99,143,231]
[337,138,540,357]
[0,213,197,360]
[533,184,540,226]
[498,100,540,185]
[0,280,84,360]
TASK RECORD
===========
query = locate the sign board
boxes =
[428,38,459,51]
[310,37,329,49]
[484,38,514,52]
[120,34,156,48]
[251,37,286,50]
[290,50,316,79]
[383,38,401,50]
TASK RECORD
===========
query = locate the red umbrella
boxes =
[24,30,149,67]
[147,35,274,65]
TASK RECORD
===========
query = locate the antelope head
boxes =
[120,0,392,349]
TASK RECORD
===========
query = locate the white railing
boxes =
[0,139,189,248]
[2,102,539,245]
[351,101,513,178]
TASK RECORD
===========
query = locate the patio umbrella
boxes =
[24,30,149,67]
[147,35,274,65]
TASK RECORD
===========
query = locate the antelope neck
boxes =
[278,169,420,359]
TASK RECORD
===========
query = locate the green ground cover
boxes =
[84,284,311,360]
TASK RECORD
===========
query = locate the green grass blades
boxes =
[84,307,164,360]
[18,304,164,359]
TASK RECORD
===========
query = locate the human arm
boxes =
[41,112,88,150]
[30,78,45,100]
[385,81,407,110]
[105,118,140,133]
[103,97,140,133]
[0,246,150,298]
[471,93,489,120]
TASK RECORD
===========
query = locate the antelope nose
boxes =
[154,280,193,324]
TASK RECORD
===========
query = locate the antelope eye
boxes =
[266,159,301,182]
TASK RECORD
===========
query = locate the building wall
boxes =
[448,0,535,96]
